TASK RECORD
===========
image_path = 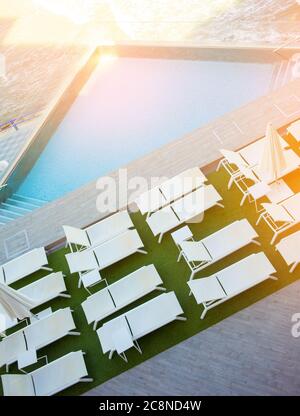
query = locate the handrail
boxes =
[273,35,300,58]
[0,184,7,192]
[0,110,42,133]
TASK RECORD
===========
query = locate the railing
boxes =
[0,110,42,133]
[273,35,300,59]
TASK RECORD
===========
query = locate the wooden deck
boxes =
[1,77,300,263]
[85,279,300,396]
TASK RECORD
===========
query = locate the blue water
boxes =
[18,57,272,201]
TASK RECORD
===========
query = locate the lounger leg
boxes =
[269,274,278,281]
[156,286,167,292]
[240,194,247,206]
[201,308,208,320]
[200,304,209,319]
[217,202,225,208]
[120,352,128,363]
[137,249,147,254]
[81,377,94,382]
[59,293,71,298]
[109,350,114,360]
[41,266,53,272]
[68,331,81,336]
[189,270,196,281]
[270,233,278,245]
[216,160,223,172]
[256,214,263,226]
[158,233,164,244]
[78,276,82,289]
[228,177,234,190]
[176,315,187,321]
[177,251,183,262]
[93,321,98,331]
[134,340,142,354]
[290,262,299,273]
[251,239,261,246]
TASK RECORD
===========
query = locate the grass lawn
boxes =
[1,161,300,396]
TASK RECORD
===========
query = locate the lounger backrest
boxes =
[63,225,90,248]
[82,288,115,324]
[238,164,258,183]
[0,331,27,368]
[32,351,88,396]
[24,308,75,351]
[65,249,98,274]
[220,149,248,167]
[1,374,35,396]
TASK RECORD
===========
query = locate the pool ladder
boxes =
[0,194,47,225]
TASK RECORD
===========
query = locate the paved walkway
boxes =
[85,279,300,396]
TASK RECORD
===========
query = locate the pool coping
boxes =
[1,42,300,262]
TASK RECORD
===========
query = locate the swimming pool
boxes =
[17,57,273,201]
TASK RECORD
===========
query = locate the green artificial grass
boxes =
[1,162,300,396]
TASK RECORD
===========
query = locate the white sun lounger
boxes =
[217,136,298,187]
[276,230,300,272]
[97,292,185,360]
[82,264,165,330]
[0,248,52,285]
[63,210,134,251]
[0,307,79,369]
[1,350,92,396]
[238,136,300,182]
[65,229,146,274]
[179,219,260,279]
[0,330,27,370]
[0,273,69,333]
[18,272,70,307]
[146,185,223,243]
[256,192,300,244]
[135,167,207,215]
[188,252,277,319]
[287,119,300,142]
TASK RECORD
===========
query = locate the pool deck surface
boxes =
[1,77,300,263]
[85,278,300,396]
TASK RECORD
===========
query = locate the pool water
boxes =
[17,57,273,201]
